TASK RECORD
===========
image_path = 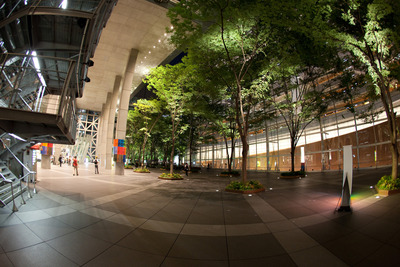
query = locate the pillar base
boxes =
[41,155,51,169]
[115,162,125,175]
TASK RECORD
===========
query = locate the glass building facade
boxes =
[192,104,399,172]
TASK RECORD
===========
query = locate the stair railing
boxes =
[0,171,18,212]
[0,135,37,206]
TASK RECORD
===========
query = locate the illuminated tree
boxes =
[145,60,195,175]
[313,0,400,179]
[131,99,162,168]
[168,0,275,182]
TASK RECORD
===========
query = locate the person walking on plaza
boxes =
[58,155,62,167]
[73,156,79,176]
[184,163,189,176]
[94,157,99,174]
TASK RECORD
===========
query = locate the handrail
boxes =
[0,170,18,211]
[0,134,37,210]
[0,137,33,174]
[0,171,13,184]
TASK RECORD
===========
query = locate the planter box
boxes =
[134,170,150,173]
[375,186,400,196]
[220,173,240,177]
[158,176,183,180]
[279,172,306,179]
[225,188,265,194]
[280,175,304,179]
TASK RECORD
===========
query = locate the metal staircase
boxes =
[0,133,36,211]
[0,160,26,210]
[0,0,117,145]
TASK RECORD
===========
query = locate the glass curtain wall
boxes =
[190,106,400,172]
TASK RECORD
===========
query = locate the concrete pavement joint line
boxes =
[30,171,386,240]
[245,194,347,266]
[24,183,162,222]
[36,176,167,209]
[17,180,316,237]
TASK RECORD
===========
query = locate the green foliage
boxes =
[168,0,282,182]
[377,175,400,190]
[321,0,397,90]
[314,0,400,179]
[134,168,150,173]
[159,172,183,179]
[144,58,198,174]
[225,180,264,191]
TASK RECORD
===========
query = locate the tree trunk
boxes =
[141,136,148,168]
[138,146,142,165]
[379,90,399,180]
[189,150,192,170]
[391,143,399,179]
[389,117,399,179]
[291,142,296,172]
[170,135,175,175]
[188,115,194,171]
[241,138,249,183]
[229,136,235,172]
[224,136,231,172]
[366,51,398,180]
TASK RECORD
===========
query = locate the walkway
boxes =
[1,163,399,266]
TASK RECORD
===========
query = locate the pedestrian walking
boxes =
[73,156,79,176]
[184,163,189,176]
[94,157,99,174]
[58,155,62,167]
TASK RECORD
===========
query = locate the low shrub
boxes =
[225,180,264,191]
[134,167,150,173]
[159,172,183,179]
[377,175,400,190]
[125,165,133,169]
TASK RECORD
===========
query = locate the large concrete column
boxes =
[97,105,104,166]
[106,76,122,171]
[41,154,51,169]
[115,49,138,175]
[100,94,111,168]
[96,103,106,167]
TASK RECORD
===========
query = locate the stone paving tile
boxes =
[168,235,228,260]
[117,228,178,255]
[7,243,78,267]
[1,165,400,266]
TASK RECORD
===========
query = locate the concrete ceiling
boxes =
[76,0,176,112]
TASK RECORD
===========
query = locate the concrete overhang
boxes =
[77,0,176,112]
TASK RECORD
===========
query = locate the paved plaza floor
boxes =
[1,163,400,266]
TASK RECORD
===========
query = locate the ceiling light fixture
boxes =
[9,133,26,142]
